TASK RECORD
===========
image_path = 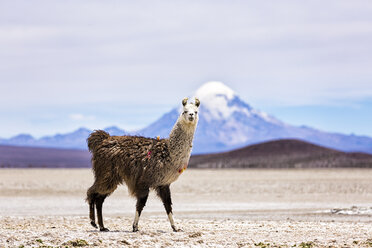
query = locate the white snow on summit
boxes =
[194,81,241,121]
[193,81,282,125]
[195,81,235,100]
[251,109,283,125]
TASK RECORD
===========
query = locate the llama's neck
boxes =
[168,118,197,163]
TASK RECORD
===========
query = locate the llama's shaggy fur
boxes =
[86,98,200,232]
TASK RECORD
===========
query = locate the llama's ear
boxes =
[182,98,188,106]
[195,98,200,107]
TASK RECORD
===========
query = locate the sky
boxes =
[1,0,372,138]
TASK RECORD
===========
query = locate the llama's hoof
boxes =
[100,227,109,232]
[90,221,98,228]
[132,225,139,232]
[172,225,182,232]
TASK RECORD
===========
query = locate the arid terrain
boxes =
[0,169,371,247]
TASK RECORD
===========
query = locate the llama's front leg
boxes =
[132,189,149,232]
[156,185,180,232]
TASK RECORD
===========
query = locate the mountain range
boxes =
[1,81,372,154]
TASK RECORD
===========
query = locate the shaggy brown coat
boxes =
[87,132,172,197]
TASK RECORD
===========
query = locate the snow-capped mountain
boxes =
[139,81,372,154]
[1,81,372,154]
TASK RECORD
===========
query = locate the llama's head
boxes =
[180,97,200,125]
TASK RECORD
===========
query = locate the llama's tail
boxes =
[87,130,110,153]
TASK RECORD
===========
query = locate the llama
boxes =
[86,97,200,232]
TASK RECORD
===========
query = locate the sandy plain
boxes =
[0,168,371,247]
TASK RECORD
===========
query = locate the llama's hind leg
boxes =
[132,188,149,232]
[89,196,97,228]
[156,185,180,232]
[91,173,119,231]
[96,194,109,231]
[87,187,98,228]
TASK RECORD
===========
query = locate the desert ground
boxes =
[0,169,371,247]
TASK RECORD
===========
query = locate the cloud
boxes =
[0,0,372,137]
[0,0,371,109]
[69,114,95,121]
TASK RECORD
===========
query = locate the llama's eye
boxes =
[183,111,188,114]
[195,111,198,114]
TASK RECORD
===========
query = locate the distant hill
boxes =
[0,145,91,168]
[1,139,372,168]
[188,139,372,168]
